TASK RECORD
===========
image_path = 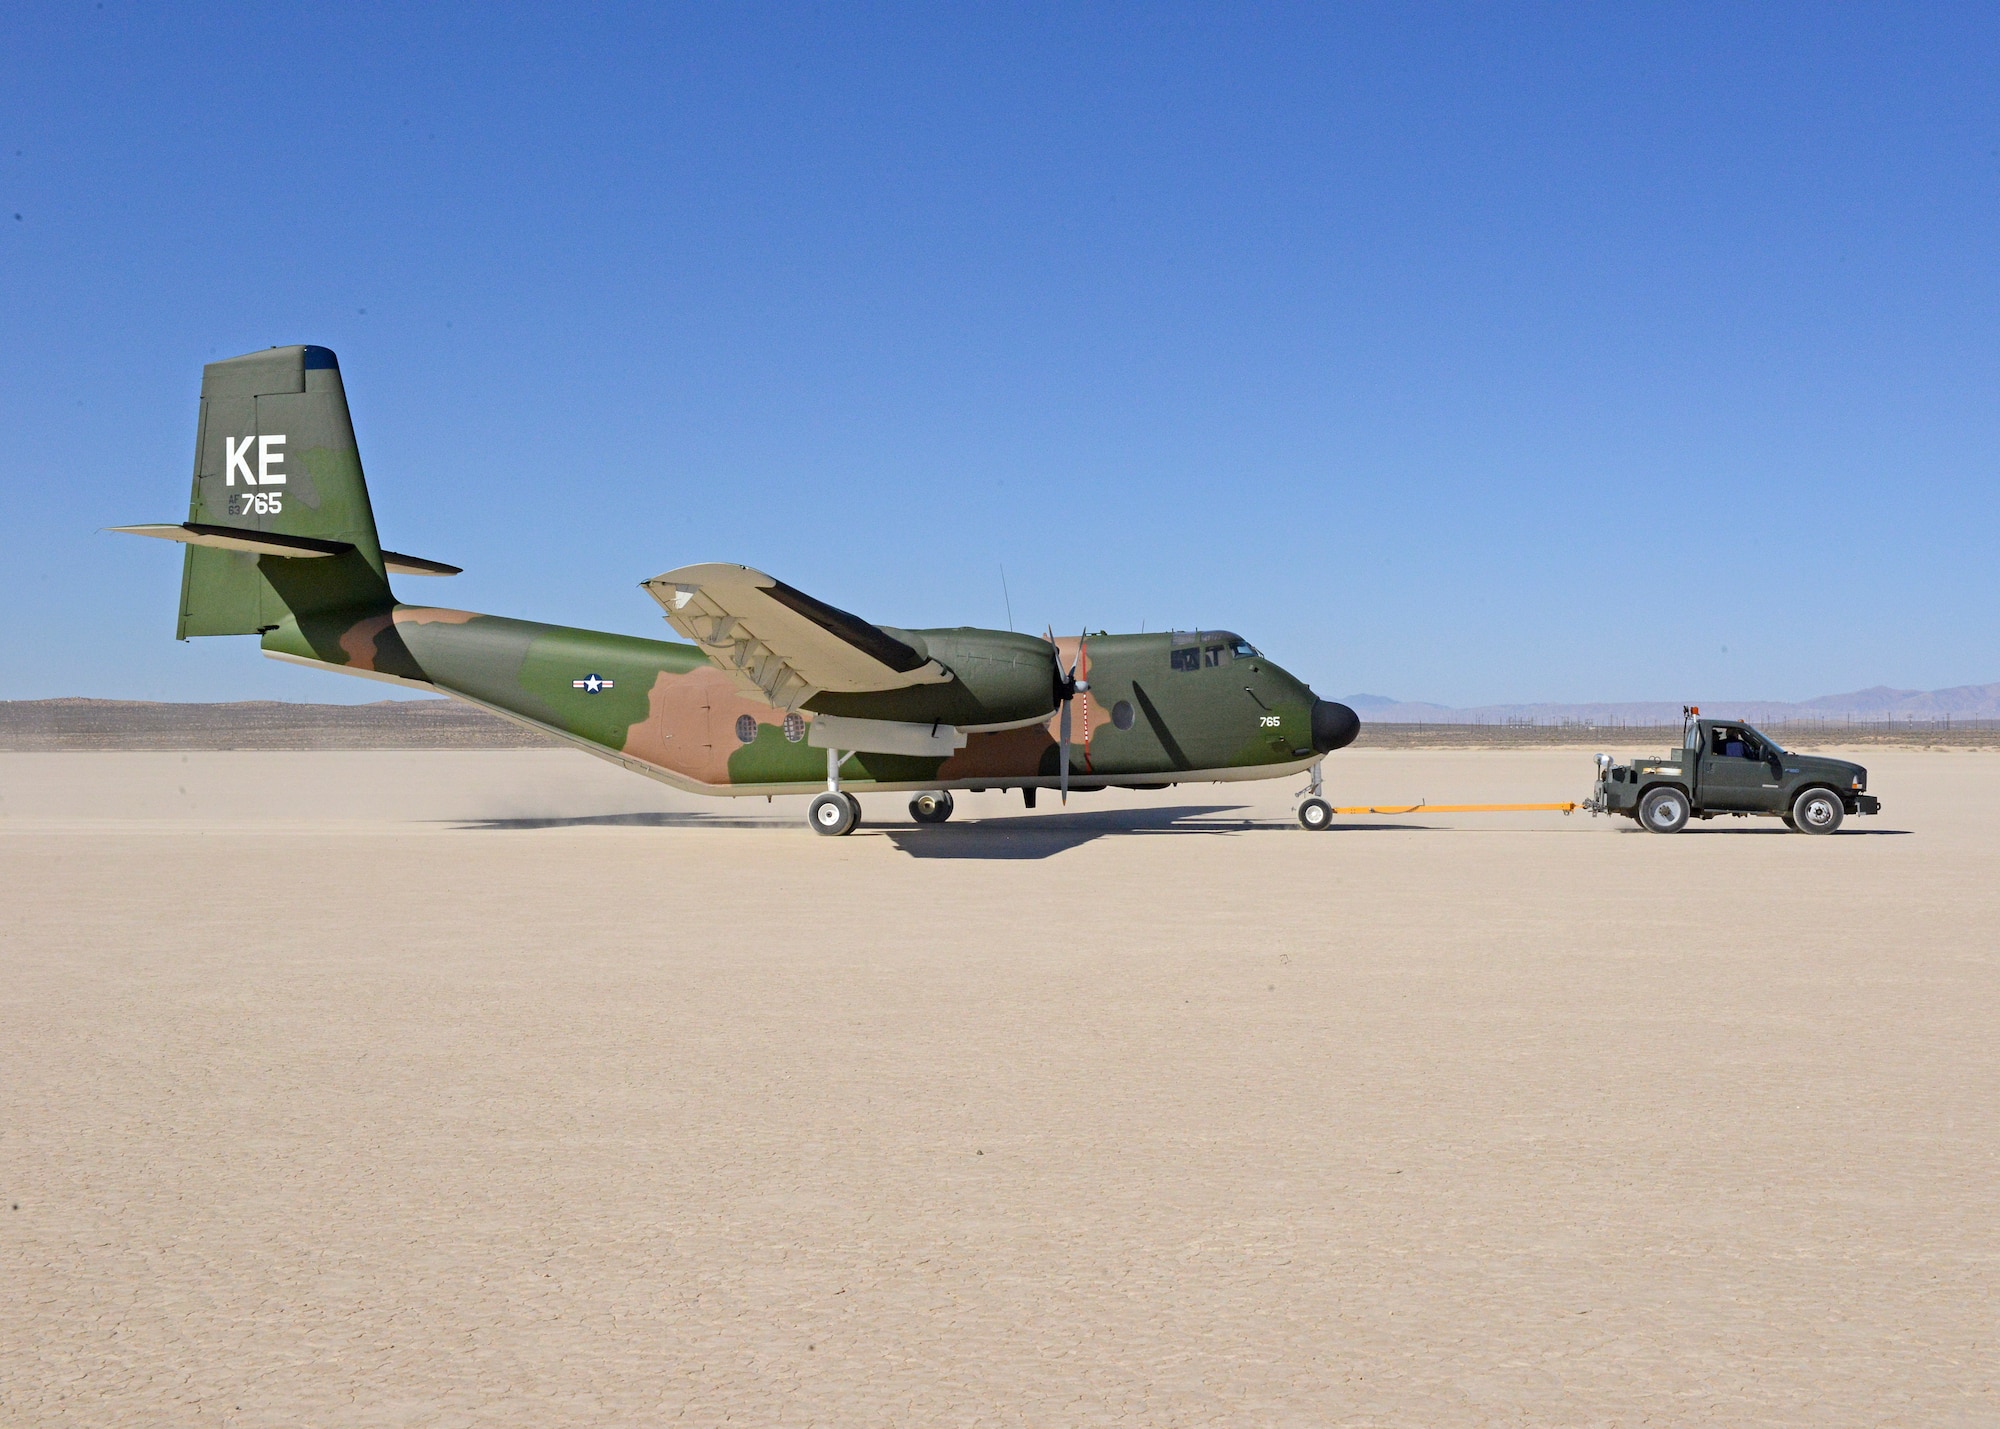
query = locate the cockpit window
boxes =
[1171,630,1254,670]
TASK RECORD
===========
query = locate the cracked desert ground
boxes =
[2,748,1994,1426]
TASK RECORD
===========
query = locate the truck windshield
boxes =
[1745,725,1785,756]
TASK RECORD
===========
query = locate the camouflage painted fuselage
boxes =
[124,343,1355,796]
[263,606,1327,795]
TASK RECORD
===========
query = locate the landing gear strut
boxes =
[910,790,954,824]
[1297,761,1332,831]
[809,747,861,836]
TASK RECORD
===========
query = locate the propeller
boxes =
[1048,630,1091,804]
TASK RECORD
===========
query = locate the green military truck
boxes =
[1584,709,1881,834]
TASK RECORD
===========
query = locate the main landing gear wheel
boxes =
[1791,787,1844,835]
[1298,797,1333,831]
[809,791,859,837]
[1639,786,1690,834]
[910,791,954,824]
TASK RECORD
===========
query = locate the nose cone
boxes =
[1310,699,1360,754]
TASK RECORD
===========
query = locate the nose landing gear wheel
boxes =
[1639,786,1690,834]
[1298,797,1333,831]
[809,791,859,836]
[910,791,954,824]
[1791,787,1844,834]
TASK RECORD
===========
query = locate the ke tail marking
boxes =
[115,345,459,642]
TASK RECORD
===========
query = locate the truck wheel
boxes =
[1639,786,1690,834]
[1790,787,1844,835]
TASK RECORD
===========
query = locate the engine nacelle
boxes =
[804,628,1059,730]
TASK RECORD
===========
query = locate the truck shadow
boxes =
[1625,825,1914,836]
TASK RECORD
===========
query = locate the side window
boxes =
[1711,727,1752,759]
[1203,645,1223,668]
[1170,647,1200,672]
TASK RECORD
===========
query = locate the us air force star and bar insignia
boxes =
[572,674,614,693]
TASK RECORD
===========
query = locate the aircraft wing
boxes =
[642,563,952,709]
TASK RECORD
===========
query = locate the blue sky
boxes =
[4,4,1996,705]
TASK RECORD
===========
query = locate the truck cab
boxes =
[1584,711,1881,834]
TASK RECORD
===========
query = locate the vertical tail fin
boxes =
[173,345,392,637]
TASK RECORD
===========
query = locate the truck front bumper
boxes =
[1850,794,1881,816]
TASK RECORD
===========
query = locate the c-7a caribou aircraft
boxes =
[118,346,1360,834]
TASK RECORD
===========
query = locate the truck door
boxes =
[1699,724,1785,811]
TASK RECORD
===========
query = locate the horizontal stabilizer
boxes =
[381,550,462,577]
[113,523,459,575]
[112,522,349,559]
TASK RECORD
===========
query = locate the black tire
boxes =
[910,791,954,824]
[1639,786,1690,834]
[1298,797,1333,831]
[1791,786,1844,835]
[809,792,857,837]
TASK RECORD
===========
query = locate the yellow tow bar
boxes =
[1328,802,1578,815]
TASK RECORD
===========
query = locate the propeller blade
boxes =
[1059,698,1071,804]
[1047,627,1076,703]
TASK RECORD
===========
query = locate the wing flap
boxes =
[643,563,952,709]
[806,713,966,757]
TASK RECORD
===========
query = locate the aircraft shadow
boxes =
[875,805,1422,859]
[878,804,1253,859]
[443,809,1491,850]
[447,811,793,831]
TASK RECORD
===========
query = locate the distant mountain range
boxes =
[1342,684,2000,725]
